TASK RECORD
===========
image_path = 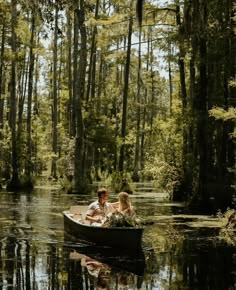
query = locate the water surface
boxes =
[0,185,235,289]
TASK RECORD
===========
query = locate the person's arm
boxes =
[122,205,135,216]
[129,205,136,216]
[85,203,102,223]
[111,201,119,208]
[85,214,102,223]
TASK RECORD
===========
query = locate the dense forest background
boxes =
[0,0,235,213]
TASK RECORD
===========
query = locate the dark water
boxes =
[0,185,235,289]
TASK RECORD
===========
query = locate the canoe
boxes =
[63,208,144,251]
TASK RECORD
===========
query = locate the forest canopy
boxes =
[0,0,235,213]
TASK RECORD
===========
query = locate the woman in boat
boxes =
[103,192,139,227]
[117,191,135,216]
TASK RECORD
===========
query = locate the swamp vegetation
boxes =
[0,185,235,289]
[0,0,235,214]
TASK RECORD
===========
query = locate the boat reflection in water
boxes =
[64,242,148,289]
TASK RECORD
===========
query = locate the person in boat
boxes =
[85,187,116,225]
[117,191,135,216]
[103,192,140,227]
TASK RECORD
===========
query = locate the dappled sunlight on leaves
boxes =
[219,228,236,246]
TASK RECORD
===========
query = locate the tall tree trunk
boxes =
[226,0,236,169]
[7,0,19,189]
[167,33,173,114]
[0,20,6,179]
[175,0,191,198]
[96,52,103,115]
[221,0,236,208]
[118,16,133,173]
[58,41,63,162]
[51,5,59,179]
[66,9,73,137]
[197,2,208,198]
[148,30,155,140]
[25,6,36,186]
[140,31,150,172]
[33,34,40,115]
[73,0,87,193]
[0,22,5,128]
[86,0,99,105]
[132,28,142,182]
[17,49,28,172]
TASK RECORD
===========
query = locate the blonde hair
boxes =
[118,192,131,211]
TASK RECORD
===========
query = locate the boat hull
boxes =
[63,211,144,251]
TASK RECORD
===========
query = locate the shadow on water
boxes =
[0,186,235,289]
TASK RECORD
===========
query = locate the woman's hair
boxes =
[118,192,130,209]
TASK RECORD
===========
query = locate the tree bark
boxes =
[118,16,133,173]
[226,0,236,169]
[197,2,208,198]
[86,0,99,105]
[25,5,36,185]
[66,9,73,137]
[175,0,191,198]
[132,28,142,182]
[7,0,19,189]
[73,0,87,193]
[0,22,5,128]
[51,4,59,179]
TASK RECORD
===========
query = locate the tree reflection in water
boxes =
[0,188,235,289]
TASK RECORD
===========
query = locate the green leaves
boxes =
[209,107,236,121]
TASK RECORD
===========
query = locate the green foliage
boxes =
[0,124,12,179]
[222,208,236,221]
[219,208,236,246]
[59,176,72,192]
[209,107,236,139]
[31,105,53,175]
[209,107,236,122]
[0,0,233,207]
[57,137,75,178]
[229,78,236,88]
[104,211,141,228]
[18,174,35,189]
[109,171,123,192]
[143,104,183,193]
[120,178,134,194]
[72,179,93,195]
[144,157,182,193]
[109,171,134,193]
